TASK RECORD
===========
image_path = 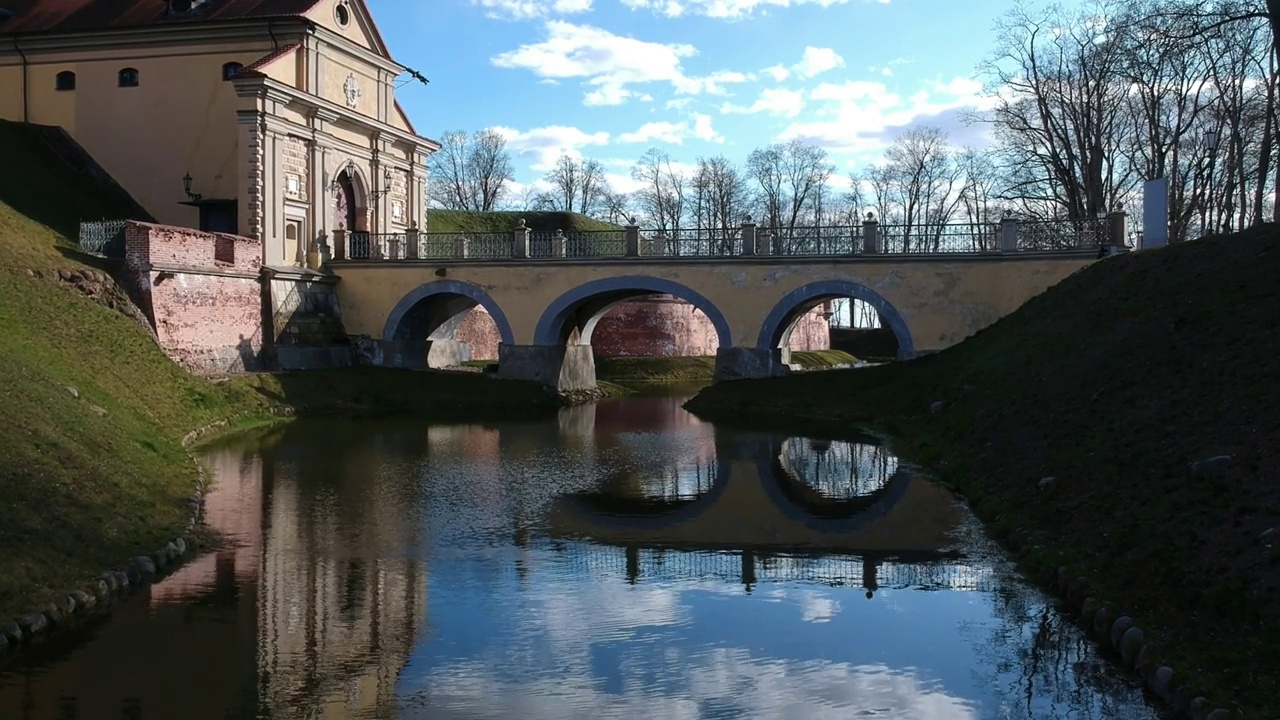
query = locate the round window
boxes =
[334,2,350,26]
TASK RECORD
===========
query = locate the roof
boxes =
[0,0,322,35]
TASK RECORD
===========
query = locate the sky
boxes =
[371,0,1030,197]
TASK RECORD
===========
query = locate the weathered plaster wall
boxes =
[334,255,1095,356]
[125,221,265,374]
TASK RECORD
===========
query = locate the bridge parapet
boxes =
[332,214,1129,263]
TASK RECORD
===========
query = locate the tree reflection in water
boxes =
[781,437,899,499]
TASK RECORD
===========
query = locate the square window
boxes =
[286,175,301,196]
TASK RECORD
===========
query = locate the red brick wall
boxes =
[455,306,502,362]
[453,296,831,359]
[124,222,265,375]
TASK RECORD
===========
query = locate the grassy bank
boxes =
[687,226,1280,718]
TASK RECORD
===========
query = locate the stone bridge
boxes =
[329,220,1113,388]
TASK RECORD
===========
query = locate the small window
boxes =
[334,2,350,26]
[221,62,243,81]
[118,67,139,88]
[55,71,76,91]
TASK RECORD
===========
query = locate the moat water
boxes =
[0,395,1161,719]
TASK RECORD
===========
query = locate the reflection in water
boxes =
[781,437,899,499]
[0,397,1159,720]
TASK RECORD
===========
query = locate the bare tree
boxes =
[871,127,965,251]
[426,129,514,211]
[631,148,687,231]
[979,1,1137,220]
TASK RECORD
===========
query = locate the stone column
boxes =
[624,223,640,257]
[1107,211,1129,251]
[652,232,668,257]
[513,220,530,259]
[861,215,879,254]
[1000,216,1019,253]
[740,221,758,256]
[757,228,774,255]
[405,224,419,259]
[332,228,346,260]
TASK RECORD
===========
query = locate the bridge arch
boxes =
[756,280,915,360]
[534,276,733,348]
[382,280,514,368]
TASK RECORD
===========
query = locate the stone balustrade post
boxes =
[652,232,668,257]
[740,221,758,256]
[405,224,420,260]
[332,228,346,261]
[513,220,530,259]
[861,216,879,254]
[552,229,566,258]
[1000,216,1019,253]
[1107,211,1129,252]
[625,223,641,257]
[453,234,469,260]
[757,228,774,255]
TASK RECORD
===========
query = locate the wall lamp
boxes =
[182,172,202,201]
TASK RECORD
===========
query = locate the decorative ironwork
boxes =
[1016,217,1108,251]
[78,219,128,258]
[876,223,1002,253]
[767,226,862,255]
[420,232,512,260]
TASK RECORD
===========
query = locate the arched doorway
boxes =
[333,166,369,259]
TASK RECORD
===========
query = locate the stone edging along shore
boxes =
[0,410,290,659]
[996,529,1237,720]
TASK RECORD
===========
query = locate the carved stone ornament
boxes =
[343,73,361,109]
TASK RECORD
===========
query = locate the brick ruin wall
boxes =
[454,295,831,361]
[124,221,266,375]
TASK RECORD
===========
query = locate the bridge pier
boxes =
[496,343,597,392]
[713,347,792,383]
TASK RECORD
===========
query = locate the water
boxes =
[0,395,1161,720]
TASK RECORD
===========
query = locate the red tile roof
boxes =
[0,0,322,35]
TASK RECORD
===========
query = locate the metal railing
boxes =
[78,219,129,258]
[335,215,1120,264]
[877,223,1002,253]
[768,226,863,255]
[1017,217,1108,251]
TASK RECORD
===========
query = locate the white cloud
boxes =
[621,0,889,20]
[777,76,991,157]
[692,113,723,143]
[763,65,790,82]
[792,46,845,78]
[491,21,751,106]
[489,124,611,171]
[720,87,806,118]
[617,115,724,145]
[471,0,593,20]
[619,121,690,145]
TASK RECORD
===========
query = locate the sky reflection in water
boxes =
[0,396,1158,720]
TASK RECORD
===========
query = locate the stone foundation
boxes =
[497,344,597,392]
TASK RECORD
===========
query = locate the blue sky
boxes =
[372,0,1025,196]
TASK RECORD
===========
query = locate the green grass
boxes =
[426,209,623,234]
[688,225,1280,718]
[789,349,858,368]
